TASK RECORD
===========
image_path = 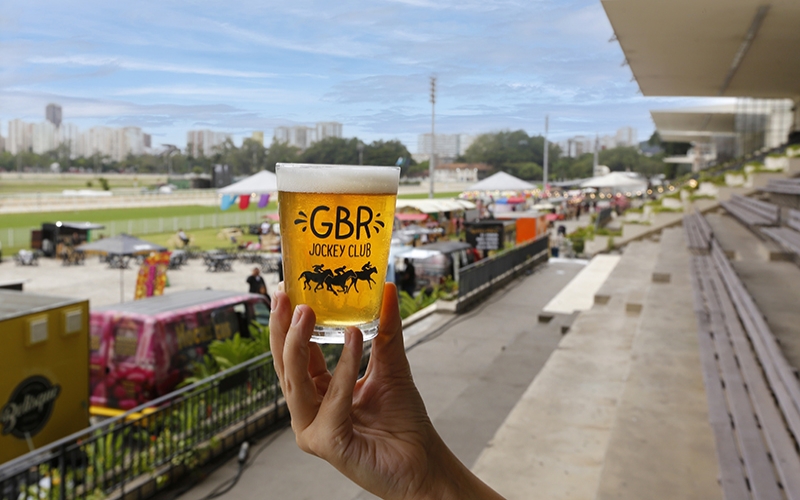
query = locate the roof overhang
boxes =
[651,105,741,143]
[602,0,800,98]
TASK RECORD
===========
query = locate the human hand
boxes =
[269,283,504,500]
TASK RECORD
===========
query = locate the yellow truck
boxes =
[0,291,90,464]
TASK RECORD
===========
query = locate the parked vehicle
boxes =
[89,290,270,410]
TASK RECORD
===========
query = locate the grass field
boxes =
[145,228,262,251]
[0,203,278,229]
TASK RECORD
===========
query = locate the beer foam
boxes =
[276,164,400,194]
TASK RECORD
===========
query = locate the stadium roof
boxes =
[602,0,800,98]
[651,105,739,143]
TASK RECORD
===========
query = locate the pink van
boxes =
[90,290,270,410]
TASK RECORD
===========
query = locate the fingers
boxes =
[283,305,323,431]
[369,283,411,377]
[319,327,363,429]
[268,290,292,382]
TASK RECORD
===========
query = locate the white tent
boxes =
[467,171,536,191]
[217,170,278,195]
[580,172,647,190]
[395,199,475,214]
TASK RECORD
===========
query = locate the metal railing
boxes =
[0,343,361,500]
[458,235,549,302]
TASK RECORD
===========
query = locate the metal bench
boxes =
[762,208,800,257]
[760,177,800,196]
[721,194,780,227]
[689,238,800,499]
[683,211,713,254]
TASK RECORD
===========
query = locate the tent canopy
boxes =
[395,199,475,214]
[217,170,277,195]
[580,172,647,190]
[78,234,167,255]
[467,172,535,191]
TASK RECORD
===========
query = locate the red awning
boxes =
[262,213,280,220]
[507,196,526,204]
[395,213,429,222]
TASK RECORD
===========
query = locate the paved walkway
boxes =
[178,260,586,500]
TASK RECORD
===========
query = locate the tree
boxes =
[301,137,360,165]
[649,131,690,157]
[463,130,560,179]
[265,138,300,172]
[363,140,412,167]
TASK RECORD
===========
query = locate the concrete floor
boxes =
[176,260,586,500]
[0,256,281,307]
[473,238,720,500]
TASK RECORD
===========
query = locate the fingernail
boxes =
[291,306,303,326]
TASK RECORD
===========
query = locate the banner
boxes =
[134,252,171,300]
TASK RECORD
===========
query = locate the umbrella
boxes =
[78,234,167,303]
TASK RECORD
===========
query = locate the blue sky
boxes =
[0,0,719,152]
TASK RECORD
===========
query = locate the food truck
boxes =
[0,291,90,464]
[89,290,271,411]
[495,210,548,245]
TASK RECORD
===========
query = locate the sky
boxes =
[0,0,723,152]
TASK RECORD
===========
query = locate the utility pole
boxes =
[429,76,436,199]
[543,115,549,196]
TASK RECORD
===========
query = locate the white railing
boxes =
[0,210,271,251]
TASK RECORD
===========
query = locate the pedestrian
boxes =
[402,258,416,296]
[246,267,269,301]
[177,228,190,247]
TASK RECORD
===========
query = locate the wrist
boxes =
[417,432,504,500]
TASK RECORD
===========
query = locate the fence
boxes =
[457,235,550,311]
[0,210,269,251]
[0,343,366,500]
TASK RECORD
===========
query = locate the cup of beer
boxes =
[276,163,400,343]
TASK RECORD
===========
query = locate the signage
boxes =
[465,223,505,252]
[1,376,61,439]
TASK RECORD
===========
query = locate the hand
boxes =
[269,283,505,500]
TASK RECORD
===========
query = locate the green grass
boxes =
[0,203,277,229]
[397,191,463,200]
[0,177,165,193]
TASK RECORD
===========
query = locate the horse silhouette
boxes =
[299,268,333,291]
[324,269,357,296]
[352,266,378,293]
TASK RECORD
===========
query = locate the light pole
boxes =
[429,76,436,199]
[163,144,179,179]
[543,115,549,196]
[357,141,364,165]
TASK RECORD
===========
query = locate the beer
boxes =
[277,164,400,343]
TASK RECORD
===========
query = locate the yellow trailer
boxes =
[0,291,89,464]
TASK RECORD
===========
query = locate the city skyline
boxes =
[0,0,732,152]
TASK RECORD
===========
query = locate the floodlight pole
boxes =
[429,76,436,199]
[543,115,549,195]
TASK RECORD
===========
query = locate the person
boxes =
[177,228,190,247]
[246,267,269,300]
[401,258,416,297]
[268,283,505,500]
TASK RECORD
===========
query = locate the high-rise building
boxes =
[57,123,80,157]
[615,127,638,148]
[31,121,58,154]
[316,122,343,142]
[143,133,152,149]
[8,119,33,155]
[417,133,473,162]
[46,104,62,128]
[273,122,342,149]
[187,130,232,157]
[251,131,264,146]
